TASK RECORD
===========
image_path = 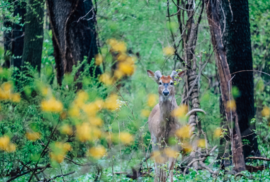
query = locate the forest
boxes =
[0,0,270,181]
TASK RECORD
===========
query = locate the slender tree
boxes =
[46,0,102,85]
[220,0,260,159]
[22,0,45,73]
[11,1,26,69]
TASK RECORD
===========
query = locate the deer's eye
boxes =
[170,82,174,85]
[159,82,162,85]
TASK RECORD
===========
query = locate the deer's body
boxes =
[147,70,183,182]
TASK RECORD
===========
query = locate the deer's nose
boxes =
[163,91,169,96]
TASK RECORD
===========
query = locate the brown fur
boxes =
[160,76,172,83]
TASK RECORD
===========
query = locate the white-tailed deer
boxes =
[147,70,205,182]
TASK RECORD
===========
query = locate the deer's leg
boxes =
[168,157,176,182]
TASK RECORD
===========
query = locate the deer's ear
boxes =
[171,70,185,80]
[147,70,162,83]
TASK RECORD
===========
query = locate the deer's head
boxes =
[147,70,184,100]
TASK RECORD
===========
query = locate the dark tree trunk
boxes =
[3,17,12,68]
[22,0,44,73]
[205,0,246,172]
[221,0,260,159]
[11,1,26,69]
[46,0,101,85]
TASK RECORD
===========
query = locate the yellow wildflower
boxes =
[175,125,191,139]
[62,143,72,152]
[226,100,236,111]
[181,142,193,154]
[163,46,175,56]
[164,148,179,158]
[141,109,151,117]
[82,103,99,116]
[68,106,80,117]
[171,105,188,118]
[41,97,63,113]
[88,146,106,159]
[2,82,12,92]
[76,123,101,142]
[119,132,134,145]
[41,87,51,96]
[116,53,128,62]
[50,152,65,163]
[105,94,120,111]
[26,132,41,141]
[197,139,206,148]
[107,38,118,47]
[11,93,20,102]
[118,62,135,76]
[95,54,103,66]
[89,117,103,127]
[5,143,16,153]
[147,94,158,107]
[99,73,113,85]
[0,88,11,100]
[60,124,73,135]
[75,90,88,105]
[262,107,270,117]
[151,151,166,164]
[111,41,127,53]
[94,99,104,110]
[114,70,124,79]
[0,136,10,150]
[214,128,223,138]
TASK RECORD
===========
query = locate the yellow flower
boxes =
[262,107,270,117]
[163,148,179,158]
[41,97,63,113]
[94,99,104,110]
[197,139,206,148]
[119,132,134,145]
[62,143,72,152]
[111,41,127,53]
[2,82,12,92]
[171,105,188,118]
[147,94,158,107]
[118,62,135,76]
[89,117,103,127]
[107,38,118,47]
[11,93,20,102]
[214,128,223,138]
[163,46,175,56]
[141,109,151,117]
[105,94,120,111]
[95,54,103,66]
[5,143,16,153]
[114,70,124,79]
[181,142,193,154]
[82,103,99,116]
[151,151,166,164]
[0,88,11,100]
[26,132,41,141]
[41,87,51,96]
[68,106,80,117]
[0,136,10,150]
[175,125,191,139]
[99,73,113,85]
[88,146,106,159]
[60,124,73,135]
[116,53,128,62]
[226,100,236,111]
[76,123,101,142]
[50,152,65,163]
[76,90,88,104]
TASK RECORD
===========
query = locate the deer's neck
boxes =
[159,96,178,121]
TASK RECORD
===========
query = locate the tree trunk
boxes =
[11,1,26,69]
[3,17,12,68]
[46,0,101,85]
[205,0,246,172]
[220,0,260,159]
[22,0,44,73]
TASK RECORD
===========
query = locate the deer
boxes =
[147,70,205,182]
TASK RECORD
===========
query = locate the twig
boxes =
[48,171,75,181]
[246,157,270,161]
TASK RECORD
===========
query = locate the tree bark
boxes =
[46,0,101,85]
[205,0,246,172]
[22,0,44,73]
[11,1,26,69]
[220,0,260,159]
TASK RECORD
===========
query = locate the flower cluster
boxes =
[50,142,72,163]
[0,136,16,152]
[0,82,21,102]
